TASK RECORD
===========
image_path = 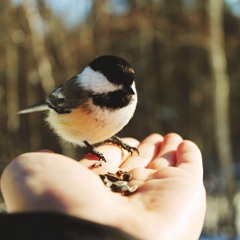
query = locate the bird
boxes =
[19,55,138,167]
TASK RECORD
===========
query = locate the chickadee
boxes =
[19,55,138,166]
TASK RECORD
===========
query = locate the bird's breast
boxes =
[46,98,137,145]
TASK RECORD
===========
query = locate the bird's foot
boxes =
[105,135,139,155]
[83,141,107,168]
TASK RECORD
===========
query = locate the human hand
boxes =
[1,133,206,240]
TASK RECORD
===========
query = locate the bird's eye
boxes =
[58,98,65,105]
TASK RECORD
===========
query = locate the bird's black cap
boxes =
[89,55,135,86]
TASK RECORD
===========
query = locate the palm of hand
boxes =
[1,133,205,240]
[77,133,205,239]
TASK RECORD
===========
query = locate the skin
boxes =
[0,133,206,240]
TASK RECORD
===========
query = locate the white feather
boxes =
[78,67,121,94]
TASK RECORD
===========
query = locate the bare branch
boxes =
[22,0,55,93]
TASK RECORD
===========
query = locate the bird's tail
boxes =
[18,102,49,114]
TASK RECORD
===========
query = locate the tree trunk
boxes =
[208,0,236,237]
[22,0,55,93]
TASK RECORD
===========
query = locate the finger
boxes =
[80,137,140,174]
[120,133,163,171]
[127,168,156,187]
[176,140,203,179]
[148,133,183,170]
[130,167,156,181]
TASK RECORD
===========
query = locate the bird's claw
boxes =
[122,145,139,156]
[83,140,107,168]
[105,136,139,156]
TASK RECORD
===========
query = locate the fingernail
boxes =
[37,149,54,153]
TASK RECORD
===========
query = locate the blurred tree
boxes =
[208,0,236,237]
[22,0,55,93]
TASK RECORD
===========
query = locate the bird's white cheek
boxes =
[77,67,121,94]
[132,82,137,95]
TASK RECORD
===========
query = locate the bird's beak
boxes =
[124,86,135,95]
